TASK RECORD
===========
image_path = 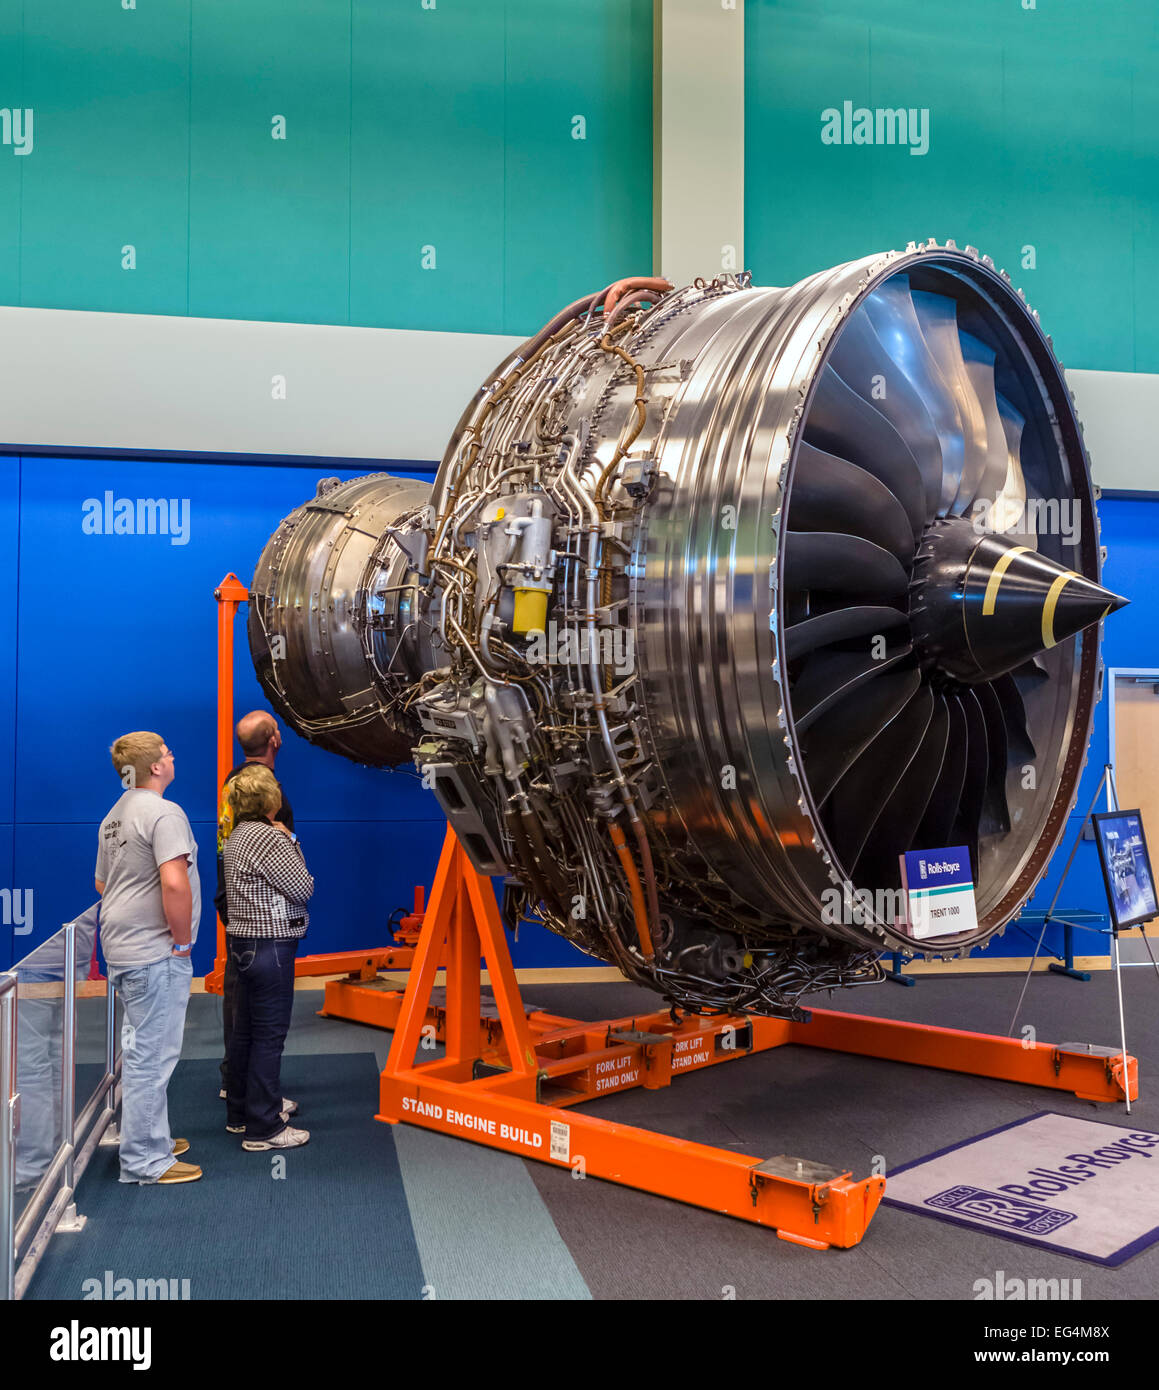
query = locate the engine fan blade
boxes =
[823,686,934,868]
[785,605,909,661]
[974,679,1012,837]
[988,394,1037,549]
[957,332,1012,516]
[853,695,951,885]
[863,275,965,519]
[913,694,969,848]
[804,366,927,538]
[789,443,916,561]
[801,666,922,805]
[911,289,991,516]
[792,645,915,732]
[827,309,943,519]
[783,531,910,600]
[951,689,991,873]
[1013,656,1049,684]
[993,671,1036,763]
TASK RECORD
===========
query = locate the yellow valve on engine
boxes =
[513,587,549,635]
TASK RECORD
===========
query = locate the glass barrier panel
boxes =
[12,925,72,1226]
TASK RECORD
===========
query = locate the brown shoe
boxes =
[157,1161,202,1184]
[172,1139,190,1157]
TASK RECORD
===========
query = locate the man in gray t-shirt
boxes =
[98,791,201,968]
[96,731,203,1186]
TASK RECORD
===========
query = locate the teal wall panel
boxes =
[189,0,351,323]
[503,0,653,333]
[349,1,506,335]
[0,0,24,306]
[746,0,1159,374]
[18,0,191,315]
[1,1,652,336]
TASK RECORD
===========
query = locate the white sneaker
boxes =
[242,1125,309,1152]
[226,1107,295,1136]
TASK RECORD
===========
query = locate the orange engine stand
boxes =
[375,825,1137,1250]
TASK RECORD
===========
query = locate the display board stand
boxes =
[1008,763,1159,1115]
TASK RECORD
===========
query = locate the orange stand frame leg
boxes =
[206,573,249,996]
[207,572,421,998]
[377,825,887,1249]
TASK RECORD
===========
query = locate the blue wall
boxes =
[0,452,596,974]
[978,495,1159,960]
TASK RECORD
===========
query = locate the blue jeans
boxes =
[220,943,237,1095]
[107,955,192,1183]
[224,936,298,1140]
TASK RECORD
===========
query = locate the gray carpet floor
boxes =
[159,964,1159,1299]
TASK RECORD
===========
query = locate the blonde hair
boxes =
[229,763,281,822]
[110,731,165,787]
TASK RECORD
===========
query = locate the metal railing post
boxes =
[55,924,85,1233]
[1,973,17,1301]
[100,975,119,1147]
[61,924,75,1194]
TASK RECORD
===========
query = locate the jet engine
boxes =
[248,242,1125,1018]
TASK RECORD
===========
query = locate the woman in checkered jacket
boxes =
[222,763,314,1151]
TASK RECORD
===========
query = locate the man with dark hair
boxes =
[214,711,297,1118]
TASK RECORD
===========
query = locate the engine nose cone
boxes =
[910,517,1128,684]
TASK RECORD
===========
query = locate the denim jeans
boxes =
[107,954,193,1183]
[224,936,298,1140]
[219,943,237,1095]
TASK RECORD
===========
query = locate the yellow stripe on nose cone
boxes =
[981,545,1029,616]
[1041,571,1081,649]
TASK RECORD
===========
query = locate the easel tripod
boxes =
[1009,762,1159,1115]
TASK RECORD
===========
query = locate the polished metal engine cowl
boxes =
[248,243,1125,1018]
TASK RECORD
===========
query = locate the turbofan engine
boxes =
[248,242,1125,1019]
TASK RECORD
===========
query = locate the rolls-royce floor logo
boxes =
[926,1184,1076,1235]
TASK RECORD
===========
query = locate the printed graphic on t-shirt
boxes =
[100,820,126,870]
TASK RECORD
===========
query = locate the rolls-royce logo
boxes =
[927,1184,1076,1234]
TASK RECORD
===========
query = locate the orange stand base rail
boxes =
[374,825,1138,1251]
